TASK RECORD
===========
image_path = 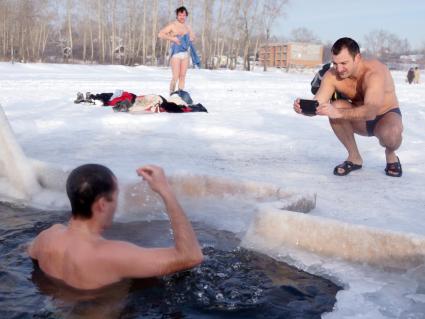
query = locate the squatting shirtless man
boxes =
[294,37,403,177]
[28,164,203,290]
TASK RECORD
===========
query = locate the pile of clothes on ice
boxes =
[74,89,207,114]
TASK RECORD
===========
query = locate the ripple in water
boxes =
[0,202,341,319]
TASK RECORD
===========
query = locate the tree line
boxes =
[0,0,420,69]
[0,0,289,70]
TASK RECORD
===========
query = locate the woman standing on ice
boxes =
[158,6,199,94]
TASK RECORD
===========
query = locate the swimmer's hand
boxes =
[316,102,343,119]
[137,165,171,195]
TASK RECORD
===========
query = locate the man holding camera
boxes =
[294,37,403,177]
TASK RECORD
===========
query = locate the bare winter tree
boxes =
[211,0,224,69]
[261,0,288,71]
[239,0,260,71]
[201,0,214,68]
[0,0,53,63]
[364,29,410,62]
[151,0,159,65]
[290,27,321,44]
[66,0,73,61]
[0,0,325,70]
[224,1,242,69]
[322,41,333,63]
[141,0,147,64]
[188,0,194,27]
[160,0,174,65]
[110,0,117,64]
[124,0,137,65]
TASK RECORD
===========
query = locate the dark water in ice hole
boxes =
[0,201,341,319]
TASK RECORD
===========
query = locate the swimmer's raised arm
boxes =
[108,165,203,278]
[26,163,201,289]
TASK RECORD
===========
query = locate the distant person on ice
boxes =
[294,37,403,177]
[28,164,203,290]
[407,67,415,84]
[158,6,200,94]
[414,67,420,84]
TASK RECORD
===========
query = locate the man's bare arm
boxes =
[314,71,337,104]
[158,23,179,43]
[109,165,203,279]
[293,71,335,114]
[339,72,383,120]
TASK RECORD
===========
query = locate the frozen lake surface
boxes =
[0,62,424,318]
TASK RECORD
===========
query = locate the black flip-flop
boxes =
[385,157,402,177]
[333,161,362,176]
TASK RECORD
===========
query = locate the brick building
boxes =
[259,42,323,69]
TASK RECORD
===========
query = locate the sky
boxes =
[274,0,425,50]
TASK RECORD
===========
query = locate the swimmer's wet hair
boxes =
[66,164,116,219]
[176,6,188,16]
[332,37,360,59]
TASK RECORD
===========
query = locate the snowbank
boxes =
[0,62,424,317]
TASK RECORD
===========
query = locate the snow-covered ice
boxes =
[0,62,424,318]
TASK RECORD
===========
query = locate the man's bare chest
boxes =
[172,24,189,36]
[336,79,365,103]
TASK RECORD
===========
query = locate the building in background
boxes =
[259,42,323,69]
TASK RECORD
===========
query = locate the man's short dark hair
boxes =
[331,37,360,59]
[176,6,188,16]
[66,164,116,219]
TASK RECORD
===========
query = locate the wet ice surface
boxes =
[245,244,425,319]
[0,202,340,319]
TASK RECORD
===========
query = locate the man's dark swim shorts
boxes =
[366,108,402,136]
